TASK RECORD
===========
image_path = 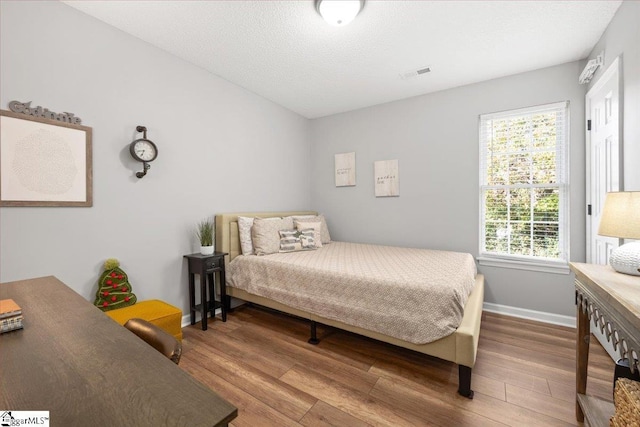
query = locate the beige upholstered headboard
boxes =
[215,211,317,267]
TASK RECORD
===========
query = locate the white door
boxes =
[586,57,622,264]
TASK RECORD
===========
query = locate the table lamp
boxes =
[598,191,640,276]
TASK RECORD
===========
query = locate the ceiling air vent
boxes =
[400,66,432,80]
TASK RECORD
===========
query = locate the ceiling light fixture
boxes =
[316,0,363,27]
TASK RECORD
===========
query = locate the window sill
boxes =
[477,256,570,275]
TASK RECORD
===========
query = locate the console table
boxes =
[571,262,640,425]
[0,276,237,426]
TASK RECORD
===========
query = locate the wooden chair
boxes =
[124,318,182,364]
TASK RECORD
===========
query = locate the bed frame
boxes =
[215,211,485,398]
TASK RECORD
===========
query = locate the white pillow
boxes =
[238,216,283,255]
[294,220,323,248]
[237,216,255,255]
[291,214,331,244]
[252,216,294,255]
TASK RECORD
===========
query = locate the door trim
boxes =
[585,56,623,263]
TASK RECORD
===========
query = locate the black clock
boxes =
[130,126,157,178]
[129,138,158,163]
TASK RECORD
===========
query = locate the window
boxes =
[478,102,569,273]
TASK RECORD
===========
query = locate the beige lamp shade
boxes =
[598,191,640,239]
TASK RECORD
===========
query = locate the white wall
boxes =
[310,62,586,317]
[0,1,311,313]
[586,0,640,191]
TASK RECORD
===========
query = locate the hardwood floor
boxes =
[180,305,614,426]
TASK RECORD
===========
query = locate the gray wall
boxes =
[310,62,586,317]
[2,1,635,320]
[587,0,640,191]
[584,0,639,359]
[0,1,311,313]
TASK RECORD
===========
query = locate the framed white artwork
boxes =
[0,110,93,207]
[335,152,356,187]
[374,159,399,197]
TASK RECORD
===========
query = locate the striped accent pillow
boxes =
[294,220,323,248]
[291,214,332,244]
[279,229,317,253]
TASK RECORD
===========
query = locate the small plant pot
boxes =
[200,246,214,255]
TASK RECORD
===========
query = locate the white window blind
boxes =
[479,102,569,269]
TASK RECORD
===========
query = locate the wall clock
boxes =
[129,125,157,178]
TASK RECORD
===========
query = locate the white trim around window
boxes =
[478,101,570,273]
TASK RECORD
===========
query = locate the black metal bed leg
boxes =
[308,321,320,345]
[458,365,474,399]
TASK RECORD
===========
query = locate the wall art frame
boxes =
[374,159,399,197]
[0,109,93,207]
[335,152,356,187]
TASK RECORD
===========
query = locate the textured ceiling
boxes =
[63,0,621,119]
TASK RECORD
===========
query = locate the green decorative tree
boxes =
[94,259,137,311]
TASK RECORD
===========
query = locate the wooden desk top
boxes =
[570,262,640,332]
[0,276,237,427]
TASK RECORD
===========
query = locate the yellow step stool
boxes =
[105,300,183,341]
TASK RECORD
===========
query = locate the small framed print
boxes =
[374,159,399,197]
[335,152,356,187]
[0,110,93,206]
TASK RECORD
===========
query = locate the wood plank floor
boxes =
[180,305,614,426]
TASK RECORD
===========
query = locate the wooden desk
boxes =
[571,262,640,425]
[0,276,237,427]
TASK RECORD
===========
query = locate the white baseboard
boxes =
[483,302,576,328]
[181,308,222,328]
[180,298,244,327]
[482,304,619,361]
[182,314,190,328]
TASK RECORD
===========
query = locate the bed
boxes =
[215,211,485,398]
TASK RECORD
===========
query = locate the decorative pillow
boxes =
[279,229,317,252]
[252,216,294,255]
[237,216,255,255]
[294,220,323,248]
[238,216,282,255]
[291,214,332,244]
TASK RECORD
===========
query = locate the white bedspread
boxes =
[227,242,477,344]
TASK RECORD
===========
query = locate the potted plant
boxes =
[196,218,214,255]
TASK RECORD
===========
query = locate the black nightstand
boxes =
[184,252,228,330]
